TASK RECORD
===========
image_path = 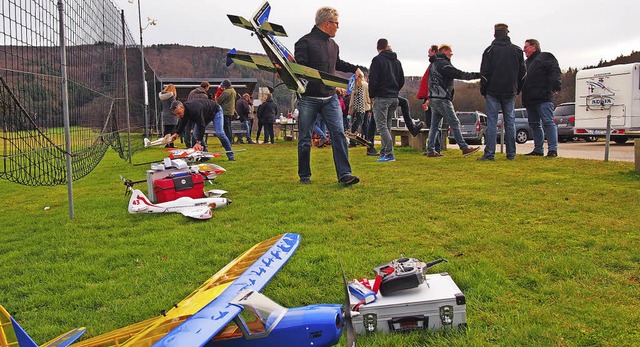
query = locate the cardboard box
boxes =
[350,273,467,334]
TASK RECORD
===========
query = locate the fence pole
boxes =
[58,0,74,219]
[635,139,640,174]
[604,114,611,162]
[122,10,132,163]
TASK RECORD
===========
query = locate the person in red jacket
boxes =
[417,44,441,154]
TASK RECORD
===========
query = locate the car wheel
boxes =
[516,130,528,144]
[449,138,456,145]
[558,137,568,143]
[585,136,598,142]
[614,137,628,145]
[481,134,486,145]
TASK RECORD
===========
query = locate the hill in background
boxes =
[145,44,639,119]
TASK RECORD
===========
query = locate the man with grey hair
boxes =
[294,6,365,186]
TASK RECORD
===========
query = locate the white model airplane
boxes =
[143,134,173,148]
[226,1,350,94]
[127,189,230,220]
[167,148,246,162]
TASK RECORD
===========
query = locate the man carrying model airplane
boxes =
[294,6,365,186]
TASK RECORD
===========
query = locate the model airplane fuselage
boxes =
[128,188,229,220]
[226,1,350,94]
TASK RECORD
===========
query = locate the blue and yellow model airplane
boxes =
[0,233,355,347]
[226,1,352,94]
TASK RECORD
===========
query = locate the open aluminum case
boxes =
[349,273,467,334]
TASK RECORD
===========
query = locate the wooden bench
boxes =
[204,120,247,142]
[390,127,429,151]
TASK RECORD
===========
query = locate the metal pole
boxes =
[122,10,132,163]
[137,0,149,138]
[58,0,74,219]
[604,114,611,162]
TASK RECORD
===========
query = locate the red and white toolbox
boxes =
[348,259,467,334]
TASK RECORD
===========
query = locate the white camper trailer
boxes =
[574,63,640,144]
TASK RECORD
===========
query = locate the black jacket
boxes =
[174,98,221,136]
[480,34,526,97]
[294,26,360,97]
[368,50,405,99]
[258,97,278,124]
[235,97,251,122]
[522,51,562,107]
[428,53,480,101]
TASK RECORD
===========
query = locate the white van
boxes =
[574,63,640,144]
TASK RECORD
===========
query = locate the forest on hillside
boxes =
[145,44,639,120]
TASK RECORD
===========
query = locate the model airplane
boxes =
[0,233,355,347]
[226,1,350,94]
[127,188,230,220]
[143,135,173,148]
[167,148,246,162]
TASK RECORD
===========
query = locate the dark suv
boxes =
[448,111,487,145]
[553,102,598,142]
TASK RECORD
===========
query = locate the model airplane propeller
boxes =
[226,1,350,94]
[1,233,356,347]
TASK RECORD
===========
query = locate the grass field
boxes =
[0,139,639,346]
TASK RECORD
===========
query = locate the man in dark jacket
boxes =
[294,6,364,186]
[479,23,526,161]
[426,44,481,157]
[170,99,235,161]
[257,93,278,144]
[236,93,255,144]
[369,39,404,162]
[522,39,561,157]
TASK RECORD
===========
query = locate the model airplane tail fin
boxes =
[1,305,85,347]
[252,1,271,25]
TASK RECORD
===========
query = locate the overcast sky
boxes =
[113,0,640,76]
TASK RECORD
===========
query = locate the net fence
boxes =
[1,0,158,186]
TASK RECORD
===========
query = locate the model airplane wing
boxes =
[153,233,301,347]
[226,49,277,74]
[227,50,349,90]
[1,305,86,347]
[64,233,300,347]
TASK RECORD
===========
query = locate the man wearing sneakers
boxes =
[522,39,561,158]
[426,44,481,157]
[369,38,405,162]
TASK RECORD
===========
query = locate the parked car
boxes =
[554,102,598,142]
[448,111,487,145]
[497,108,532,144]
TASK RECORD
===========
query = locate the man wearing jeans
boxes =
[426,44,481,157]
[522,39,561,158]
[170,99,235,161]
[479,23,526,161]
[294,6,364,185]
[369,38,404,162]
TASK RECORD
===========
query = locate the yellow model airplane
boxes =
[1,234,301,347]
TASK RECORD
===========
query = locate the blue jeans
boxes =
[526,102,557,153]
[241,120,252,141]
[373,97,399,158]
[193,109,234,159]
[424,107,441,153]
[297,94,352,180]
[428,98,469,152]
[485,94,516,159]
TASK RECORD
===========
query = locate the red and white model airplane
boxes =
[127,189,230,220]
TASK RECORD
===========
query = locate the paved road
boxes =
[458,139,636,162]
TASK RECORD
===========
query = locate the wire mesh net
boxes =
[1,0,158,186]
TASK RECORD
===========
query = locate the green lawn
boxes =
[0,140,638,346]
